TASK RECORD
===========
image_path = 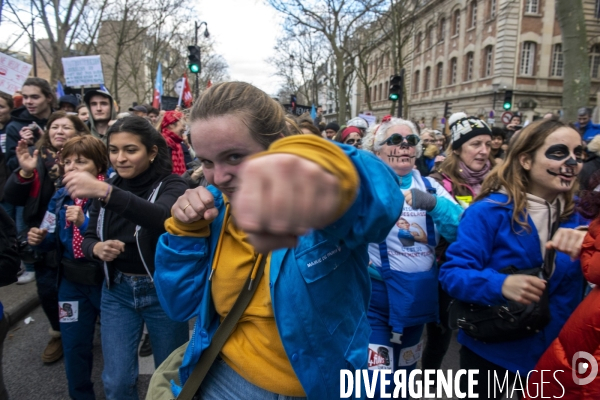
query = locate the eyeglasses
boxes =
[379,133,420,147]
[345,139,362,145]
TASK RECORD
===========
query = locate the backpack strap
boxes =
[421,178,438,247]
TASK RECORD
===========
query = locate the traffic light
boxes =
[187,46,201,74]
[291,94,297,113]
[389,75,402,101]
[503,90,513,110]
[444,102,452,117]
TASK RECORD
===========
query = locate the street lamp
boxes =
[193,21,210,99]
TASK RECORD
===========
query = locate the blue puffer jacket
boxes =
[154,146,404,400]
[439,193,586,374]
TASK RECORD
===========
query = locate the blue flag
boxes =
[56,81,65,99]
[153,64,163,109]
[310,104,317,120]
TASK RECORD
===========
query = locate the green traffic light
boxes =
[389,93,399,101]
[189,64,200,74]
[503,102,511,110]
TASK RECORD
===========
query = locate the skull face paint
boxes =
[524,127,583,199]
[544,144,583,187]
[376,124,417,176]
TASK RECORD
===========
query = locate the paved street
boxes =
[3,300,462,400]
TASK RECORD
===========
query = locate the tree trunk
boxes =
[556,0,590,121]
[336,54,347,122]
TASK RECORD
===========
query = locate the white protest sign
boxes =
[358,113,377,126]
[0,52,32,95]
[62,56,104,87]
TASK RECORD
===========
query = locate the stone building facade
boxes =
[356,0,600,128]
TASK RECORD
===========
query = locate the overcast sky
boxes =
[0,0,284,96]
[200,0,283,95]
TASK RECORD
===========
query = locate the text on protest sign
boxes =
[62,56,105,87]
[0,52,32,95]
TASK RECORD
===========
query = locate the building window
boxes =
[373,85,377,101]
[379,83,383,101]
[465,52,474,81]
[551,44,564,77]
[484,46,493,77]
[596,0,600,19]
[590,45,600,78]
[470,1,478,28]
[520,41,536,75]
[490,0,496,18]
[525,0,539,14]
[416,32,422,53]
[436,63,443,88]
[453,10,461,36]
[414,71,420,93]
[439,18,446,42]
[424,67,431,90]
[427,25,434,48]
[450,57,458,84]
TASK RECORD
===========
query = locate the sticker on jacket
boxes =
[398,341,423,367]
[40,211,56,233]
[59,301,78,323]
[368,344,393,370]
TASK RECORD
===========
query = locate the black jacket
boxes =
[579,154,600,191]
[82,171,187,282]
[5,107,49,172]
[3,148,57,231]
[0,206,20,287]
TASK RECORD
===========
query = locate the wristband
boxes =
[19,169,34,179]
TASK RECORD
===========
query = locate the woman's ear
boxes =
[150,145,159,161]
[519,153,532,170]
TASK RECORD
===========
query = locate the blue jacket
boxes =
[439,193,586,374]
[372,172,463,332]
[35,187,90,261]
[154,146,403,399]
[576,121,600,142]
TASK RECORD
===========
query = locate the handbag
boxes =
[146,254,267,400]
[447,216,559,343]
[61,258,104,286]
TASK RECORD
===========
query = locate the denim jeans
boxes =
[199,358,307,400]
[34,260,60,332]
[59,278,102,400]
[100,271,188,400]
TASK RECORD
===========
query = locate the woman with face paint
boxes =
[439,118,588,399]
[362,116,463,396]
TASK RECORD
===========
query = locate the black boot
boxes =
[139,333,153,357]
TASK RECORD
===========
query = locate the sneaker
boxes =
[139,333,153,357]
[17,271,35,285]
[42,336,63,363]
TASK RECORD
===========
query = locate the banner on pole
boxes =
[0,52,32,95]
[62,56,105,87]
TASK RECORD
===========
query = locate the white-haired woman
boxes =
[362,115,463,396]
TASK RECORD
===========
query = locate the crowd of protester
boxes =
[0,76,599,400]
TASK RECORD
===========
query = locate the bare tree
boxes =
[268,0,385,122]
[556,0,590,121]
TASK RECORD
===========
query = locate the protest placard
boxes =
[358,113,377,126]
[0,52,32,95]
[62,56,105,87]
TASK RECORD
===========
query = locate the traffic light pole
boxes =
[397,68,405,118]
[194,21,199,100]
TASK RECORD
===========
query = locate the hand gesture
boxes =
[546,228,587,260]
[501,275,546,305]
[65,205,85,227]
[232,154,340,253]
[19,126,35,145]
[172,187,219,223]
[92,240,125,262]
[28,227,48,246]
[63,171,108,200]
[16,140,38,174]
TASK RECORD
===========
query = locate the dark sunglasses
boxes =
[345,139,362,145]
[379,133,420,147]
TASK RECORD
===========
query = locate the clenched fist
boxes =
[93,240,125,262]
[28,227,48,246]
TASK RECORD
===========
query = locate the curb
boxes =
[5,293,40,328]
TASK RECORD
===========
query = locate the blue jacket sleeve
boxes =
[429,196,462,243]
[438,202,508,306]
[321,146,404,247]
